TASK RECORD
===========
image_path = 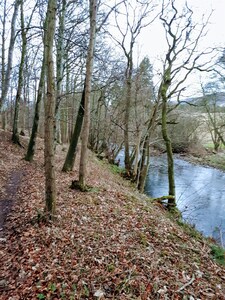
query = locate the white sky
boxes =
[2,0,225,99]
[136,0,225,98]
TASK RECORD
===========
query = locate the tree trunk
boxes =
[62,82,85,172]
[12,0,27,146]
[54,0,66,147]
[137,100,159,192]
[133,130,141,178]
[44,0,57,218]
[160,76,176,209]
[25,49,46,161]
[79,0,97,189]
[124,54,133,174]
[1,0,6,112]
[137,137,150,192]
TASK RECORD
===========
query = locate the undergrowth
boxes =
[210,244,225,265]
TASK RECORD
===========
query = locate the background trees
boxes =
[0,0,224,214]
[108,0,157,174]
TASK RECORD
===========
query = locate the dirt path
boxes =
[0,170,25,239]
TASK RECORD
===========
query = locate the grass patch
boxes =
[110,164,125,175]
[210,244,225,265]
[176,219,203,240]
[204,142,225,150]
[207,155,225,171]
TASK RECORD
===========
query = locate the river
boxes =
[117,151,225,244]
[145,155,225,244]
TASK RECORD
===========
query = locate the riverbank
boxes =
[152,144,225,172]
[0,131,225,299]
[181,150,225,171]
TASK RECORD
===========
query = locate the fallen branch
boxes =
[151,195,175,202]
[177,275,195,292]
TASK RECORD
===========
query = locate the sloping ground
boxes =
[0,130,26,236]
[0,131,225,300]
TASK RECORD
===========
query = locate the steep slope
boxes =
[0,130,224,299]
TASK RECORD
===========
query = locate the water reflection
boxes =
[145,155,225,243]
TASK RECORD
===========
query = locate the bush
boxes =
[168,112,201,153]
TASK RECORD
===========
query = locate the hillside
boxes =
[0,130,225,299]
[176,92,225,107]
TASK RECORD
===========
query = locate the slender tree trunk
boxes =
[160,74,176,209]
[79,0,97,189]
[138,137,150,192]
[124,54,133,173]
[62,82,85,172]
[25,52,46,161]
[137,100,159,192]
[0,0,20,112]
[1,0,6,105]
[133,130,141,178]
[44,0,57,218]
[12,1,27,145]
[54,0,66,146]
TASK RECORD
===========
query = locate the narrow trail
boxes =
[0,170,25,239]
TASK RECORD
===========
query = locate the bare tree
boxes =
[157,0,214,209]
[78,0,98,190]
[201,82,225,151]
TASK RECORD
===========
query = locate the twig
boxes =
[176,275,195,292]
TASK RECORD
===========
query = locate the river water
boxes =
[145,155,225,244]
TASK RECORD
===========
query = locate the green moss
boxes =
[110,164,125,175]
[210,245,225,265]
[107,263,116,272]
[169,206,182,219]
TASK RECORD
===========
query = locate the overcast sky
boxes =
[136,0,225,97]
[139,0,225,58]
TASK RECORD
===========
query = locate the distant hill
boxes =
[184,92,225,107]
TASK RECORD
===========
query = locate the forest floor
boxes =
[0,130,225,300]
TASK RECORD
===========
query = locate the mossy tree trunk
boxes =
[62,82,85,172]
[158,0,212,209]
[160,73,176,209]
